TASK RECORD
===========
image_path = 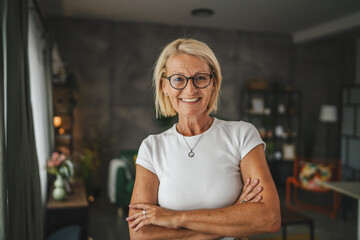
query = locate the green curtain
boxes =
[1,0,9,239]
[6,0,43,239]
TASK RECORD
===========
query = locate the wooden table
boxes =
[281,207,314,240]
[46,179,89,240]
[321,181,360,240]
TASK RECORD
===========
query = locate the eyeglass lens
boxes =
[169,74,211,89]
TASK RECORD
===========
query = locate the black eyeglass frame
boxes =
[165,73,213,90]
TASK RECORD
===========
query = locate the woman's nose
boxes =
[183,79,197,93]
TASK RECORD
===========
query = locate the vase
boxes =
[52,174,66,201]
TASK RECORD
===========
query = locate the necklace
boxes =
[181,118,213,158]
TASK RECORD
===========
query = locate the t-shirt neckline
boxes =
[173,117,217,138]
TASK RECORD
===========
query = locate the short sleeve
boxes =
[238,122,266,160]
[136,136,157,174]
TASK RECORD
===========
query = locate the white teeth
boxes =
[181,98,200,103]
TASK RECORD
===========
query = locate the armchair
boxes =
[108,149,137,216]
[286,156,341,218]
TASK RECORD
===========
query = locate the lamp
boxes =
[53,116,62,128]
[319,105,338,159]
[320,105,337,123]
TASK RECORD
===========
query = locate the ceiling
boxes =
[39,0,360,42]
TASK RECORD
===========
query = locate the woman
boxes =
[127,39,281,239]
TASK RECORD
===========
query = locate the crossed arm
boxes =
[127,145,281,239]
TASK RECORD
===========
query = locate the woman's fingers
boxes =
[134,220,148,232]
[130,214,146,228]
[126,211,143,221]
[252,195,262,202]
[243,186,263,202]
[129,203,149,210]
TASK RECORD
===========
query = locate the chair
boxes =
[107,149,137,216]
[286,156,341,218]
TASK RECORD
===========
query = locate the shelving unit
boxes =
[52,82,77,154]
[240,89,302,185]
[241,89,302,162]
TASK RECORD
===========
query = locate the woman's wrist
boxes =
[176,211,187,229]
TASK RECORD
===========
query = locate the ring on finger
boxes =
[143,209,147,218]
[241,200,247,204]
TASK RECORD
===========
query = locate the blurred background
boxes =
[1,0,360,239]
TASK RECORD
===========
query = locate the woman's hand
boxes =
[127,204,181,232]
[235,177,263,204]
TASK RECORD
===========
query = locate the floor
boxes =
[88,185,358,240]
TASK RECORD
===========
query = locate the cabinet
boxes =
[46,179,89,240]
[240,89,302,162]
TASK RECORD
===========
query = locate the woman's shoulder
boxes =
[215,118,256,130]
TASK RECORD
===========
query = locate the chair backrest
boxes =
[119,149,138,176]
[294,156,342,181]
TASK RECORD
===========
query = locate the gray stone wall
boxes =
[47,16,354,190]
[292,38,355,158]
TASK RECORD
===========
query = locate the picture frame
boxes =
[283,144,295,161]
[251,98,264,114]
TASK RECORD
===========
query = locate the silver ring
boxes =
[143,209,146,218]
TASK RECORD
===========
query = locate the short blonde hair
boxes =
[153,38,222,118]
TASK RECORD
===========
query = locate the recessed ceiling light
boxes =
[191,8,214,17]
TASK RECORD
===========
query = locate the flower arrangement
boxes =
[46,152,74,179]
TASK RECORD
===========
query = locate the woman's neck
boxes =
[176,115,213,136]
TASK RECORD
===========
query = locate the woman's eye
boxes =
[195,75,208,81]
[173,77,185,82]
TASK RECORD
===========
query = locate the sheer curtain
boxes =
[28,9,52,204]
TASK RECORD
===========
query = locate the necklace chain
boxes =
[181,118,212,158]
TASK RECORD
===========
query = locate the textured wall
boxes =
[292,38,355,158]
[47,16,354,190]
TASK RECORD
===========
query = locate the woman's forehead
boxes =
[166,54,209,73]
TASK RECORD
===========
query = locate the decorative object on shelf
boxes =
[275,125,285,138]
[245,77,268,90]
[52,174,66,201]
[251,98,264,114]
[283,144,295,161]
[46,152,75,198]
[264,108,271,116]
[258,128,266,139]
[278,104,286,114]
[274,151,282,160]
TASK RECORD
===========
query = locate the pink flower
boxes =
[52,152,59,160]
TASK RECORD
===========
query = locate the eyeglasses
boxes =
[165,73,213,90]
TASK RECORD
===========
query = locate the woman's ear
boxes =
[162,79,168,95]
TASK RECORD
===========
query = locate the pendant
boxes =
[188,151,195,158]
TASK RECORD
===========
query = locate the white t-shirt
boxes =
[136,118,265,238]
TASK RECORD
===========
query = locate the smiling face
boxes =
[162,54,214,118]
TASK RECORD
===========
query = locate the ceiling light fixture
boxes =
[191,8,214,17]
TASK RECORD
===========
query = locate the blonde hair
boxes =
[153,38,222,118]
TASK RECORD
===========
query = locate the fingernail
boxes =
[247,178,250,184]
[253,179,258,184]
[258,196,261,199]
[257,187,262,190]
